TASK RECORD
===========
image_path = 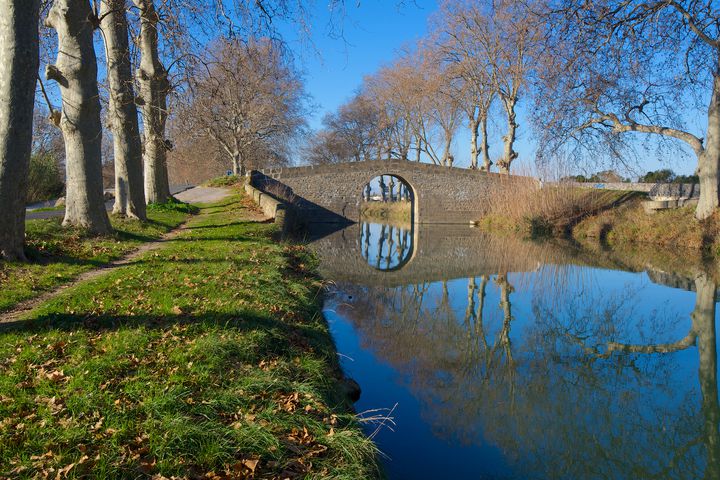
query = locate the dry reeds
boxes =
[486,178,633,236]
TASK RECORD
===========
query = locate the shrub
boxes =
[26,153,64,204]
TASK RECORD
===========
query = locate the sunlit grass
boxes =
[0,201,194,313]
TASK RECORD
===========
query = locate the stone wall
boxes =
[250,160,537,224]
[244,182,294,231]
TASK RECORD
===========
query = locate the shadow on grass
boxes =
[2,311,315,343]
[180,220,271,231]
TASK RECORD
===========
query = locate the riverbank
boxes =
[360,201,411,223]
[0,191,379,478]
[479,185,720,255]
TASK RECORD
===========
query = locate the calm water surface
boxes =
[309,221,720,480]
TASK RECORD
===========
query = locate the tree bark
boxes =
[480,116,491,172]
[231,151,245,176]
[469,117,480,169]
[134,0,171,204]
[46,0,111,234]
[499,96,518,174]
[0,0,40,260]
[696,72,720,220]
[443,133,452,167]
[100,0,146,220]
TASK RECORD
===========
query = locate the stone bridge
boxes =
[250,160,537,224]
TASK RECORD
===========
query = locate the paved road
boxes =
[25,184,195,221]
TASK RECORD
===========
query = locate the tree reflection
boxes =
[331,267,720,479]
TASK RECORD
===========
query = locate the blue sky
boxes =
[284,0,438,131]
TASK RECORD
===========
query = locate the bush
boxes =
[639,169,699,184]
[26,153,64,204]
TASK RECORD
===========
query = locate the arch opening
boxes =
[359,174,416,225]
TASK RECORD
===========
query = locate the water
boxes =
[308,221,720,480]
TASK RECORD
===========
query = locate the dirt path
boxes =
[1,187,234,324]
[174,187,231,204]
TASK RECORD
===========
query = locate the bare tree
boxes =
[436,0,496,170]
[177,38,307,176]
[539,1,720,220]
[46,0,111,234]
[303,129,356,165]
[0,0,40,260]
[100,0,146,219]
[489,1,538,173]
[421,46,463,167]
[323,93,381,162]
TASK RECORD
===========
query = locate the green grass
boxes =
[0,201,194,313]
[0,193,379,479]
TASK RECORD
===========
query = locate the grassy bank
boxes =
[360,201,411,223]
[0,192,379,478]
[572,197,720,253]
[0,201,194,313]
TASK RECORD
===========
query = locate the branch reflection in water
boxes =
[311,221,720,479]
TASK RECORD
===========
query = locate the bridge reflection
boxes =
[360,222,414,271]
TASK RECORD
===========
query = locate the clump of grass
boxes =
[0,194,380,479]
[147,196,199,215]
[481,179,635,237]
[203,175,242,188]
[0,201,192,313]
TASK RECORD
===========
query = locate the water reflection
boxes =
[360,222,413,271]
[311,221,720,479]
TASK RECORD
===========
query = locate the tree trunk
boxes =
[692,274,720,479]
[100,0,146,220]
[0,0,40,260]
[443,134,452,167]
[469,117,480,169]
[480,116,491,172]
[46,0,111,234]
[134,0,171,204]
[499,96,518,174]
[231,151,245,176]
[696,73,720,220]
[232,153,240,175]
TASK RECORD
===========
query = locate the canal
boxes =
[309,221,720,479]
